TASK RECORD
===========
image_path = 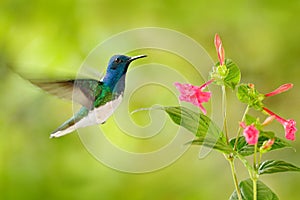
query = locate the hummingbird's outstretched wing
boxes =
[30,79,103,109]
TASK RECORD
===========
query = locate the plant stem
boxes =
[236,152,258,200]
[259,152,262,166]
[228,157,243,200]
[252,144,258,200]
[222,86,229,144]
[233,105,250,150]
[253,178,257,200]
[253,144,257,170]
[221,86,242,199]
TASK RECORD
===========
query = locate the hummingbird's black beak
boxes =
[129,55,147,62]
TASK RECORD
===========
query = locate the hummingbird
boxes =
[30,54,147,138]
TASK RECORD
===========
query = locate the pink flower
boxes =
[284,119,297,141]
[263,107,297,141]
[214,34,225,66]
[265,83,293,97]
[174,80,213,114]
[240,122,259,145]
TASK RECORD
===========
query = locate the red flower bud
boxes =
[214,34,225,66]
[265,83,293,97]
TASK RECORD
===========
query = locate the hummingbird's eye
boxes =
[114,58,122,64]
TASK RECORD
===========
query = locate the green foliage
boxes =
[210,59,241,90]
[210,63,229,83]
[244,114,259,125]
[161,103,298,199]
[189,137,233,154]
[223,59,241,90]
[162,106,293,159]
[258,160,300,175]
[230,179,279,200]
[237,84,265,110]
[162,106,233,154]
[162,106,222,138]
[244,114,263,130]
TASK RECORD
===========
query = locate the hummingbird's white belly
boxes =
[94,95,123,123]
[50,95,123,138]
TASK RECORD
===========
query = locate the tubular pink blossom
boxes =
[174,80,213,114]
[263,107,285,124]
[241,124,259,145]
[263,107,297,141]
[265,83,293,97]
[214,34,225,66]
[199,79,214,89]
[284,119,297,141]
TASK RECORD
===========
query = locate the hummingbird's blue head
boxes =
[103,54,147,89]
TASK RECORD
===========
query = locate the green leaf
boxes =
[223,59,241,90]
[230,133,291,156]
[237,84,249,102]
[258,160,300,175]
[161,106,232,154]
[236,84,265,110]
[190,137,233,154]
[230,179,279,200]
[244,114,258,125]
[260,131,275,138]
[162,106,220,138]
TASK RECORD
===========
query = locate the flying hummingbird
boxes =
[30,54,147,138]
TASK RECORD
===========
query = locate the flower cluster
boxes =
[175,33,297,146]
[239,83,297,145]
[170,33,299,200]
[260,83,297,141]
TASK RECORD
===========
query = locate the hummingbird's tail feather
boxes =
[50,95,124,138]
[50,116,79,138]
[50,120,77,138]
[50,107,91,138]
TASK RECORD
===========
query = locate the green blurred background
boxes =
[1,0,300,199]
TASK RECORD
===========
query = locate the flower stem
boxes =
[234,105,250,150]
[228,157,243,200]
[222,85,242,199]
[259,152,262,166]
[235,152,258,200]
[253,144,257,170]
[252,144,258,200]
[253,178,257,200]
[222,86,229,143]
